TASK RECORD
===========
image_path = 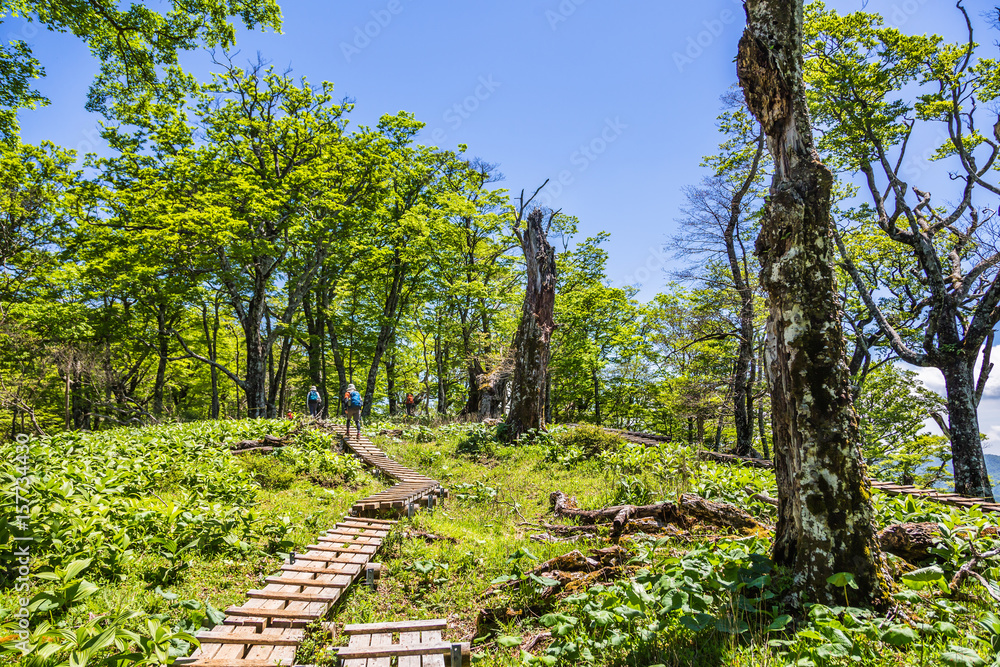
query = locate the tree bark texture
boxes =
[737,0,889,607]
[504,209,556,441]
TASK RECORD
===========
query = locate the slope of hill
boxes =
[986,453,1000,496]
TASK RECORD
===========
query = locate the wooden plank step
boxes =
[175,661,315,667]
[281,563,362,574]
[194,631,303,646]
[336,642,453,659]
[263,576,351,588]
[325,528,388,537]
[224,606,324,620]
[308,542,378,553]
[247,589,338,602]
[290,553,364,564]
[343,619,448,634]
[341,517,397,526]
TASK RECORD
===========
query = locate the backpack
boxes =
[345,390,362,408]
[308,390,319,401]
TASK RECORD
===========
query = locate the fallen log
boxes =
[401,529,457,544]
[877,523,939,563]
[549,491,766,537]
[699,450,773,470]
[231,446,275,455]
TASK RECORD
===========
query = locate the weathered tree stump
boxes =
[877,523,939,563]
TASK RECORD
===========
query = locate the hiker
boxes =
[307,385,322,417]
[404,392,416,417]
[343,383,363,437]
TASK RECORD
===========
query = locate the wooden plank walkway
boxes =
[176,517,393,667]
[607,427,1000,514]
[339,619,469,667]
[178,423,450,667]
[324,424,445,518]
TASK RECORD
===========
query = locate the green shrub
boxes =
[451,480,498,504]
[555,425,622,458]
[404,425,436,443]
[239,454,296,490]
[457,423,499,457]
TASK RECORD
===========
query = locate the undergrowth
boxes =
[2,419,999,667]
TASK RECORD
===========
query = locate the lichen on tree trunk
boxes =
[736,0,889,608]
[503,208,557,441]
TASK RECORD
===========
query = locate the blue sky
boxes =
[8,0,999,452]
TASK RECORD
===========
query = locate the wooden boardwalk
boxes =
[339,619,469,667]
[608,427,1000,514]
[177,516,393,667]
[324,424,445,518]
[179,423,449,667]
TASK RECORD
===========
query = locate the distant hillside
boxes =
[987,454,1000,497]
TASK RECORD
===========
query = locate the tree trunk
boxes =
[713,412,724,452]
[328,319,348,396]
[725,136,764,456]
[201,298,221,420]
[592,365,601,426]
[942,359,995,500]
[153,302,170,418]
[385,349,398,416]
[758,403,770,459]
[269,333,292,416]
[264,310,278,418]
[361,250,407,418]
[465,361,482,416]
[303,293,323,391]
[737,0,889,608]
[435,329,448,414]
[504,209,557,441]
[545,371,552,424]
[242,293,268,419]
[277,335,290,416]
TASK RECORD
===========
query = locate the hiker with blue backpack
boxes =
[306,385,322,417]
[343,383,363,437]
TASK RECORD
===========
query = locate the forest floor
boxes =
[1,419,999,666]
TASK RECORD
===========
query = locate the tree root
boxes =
[950,544,1000,603]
